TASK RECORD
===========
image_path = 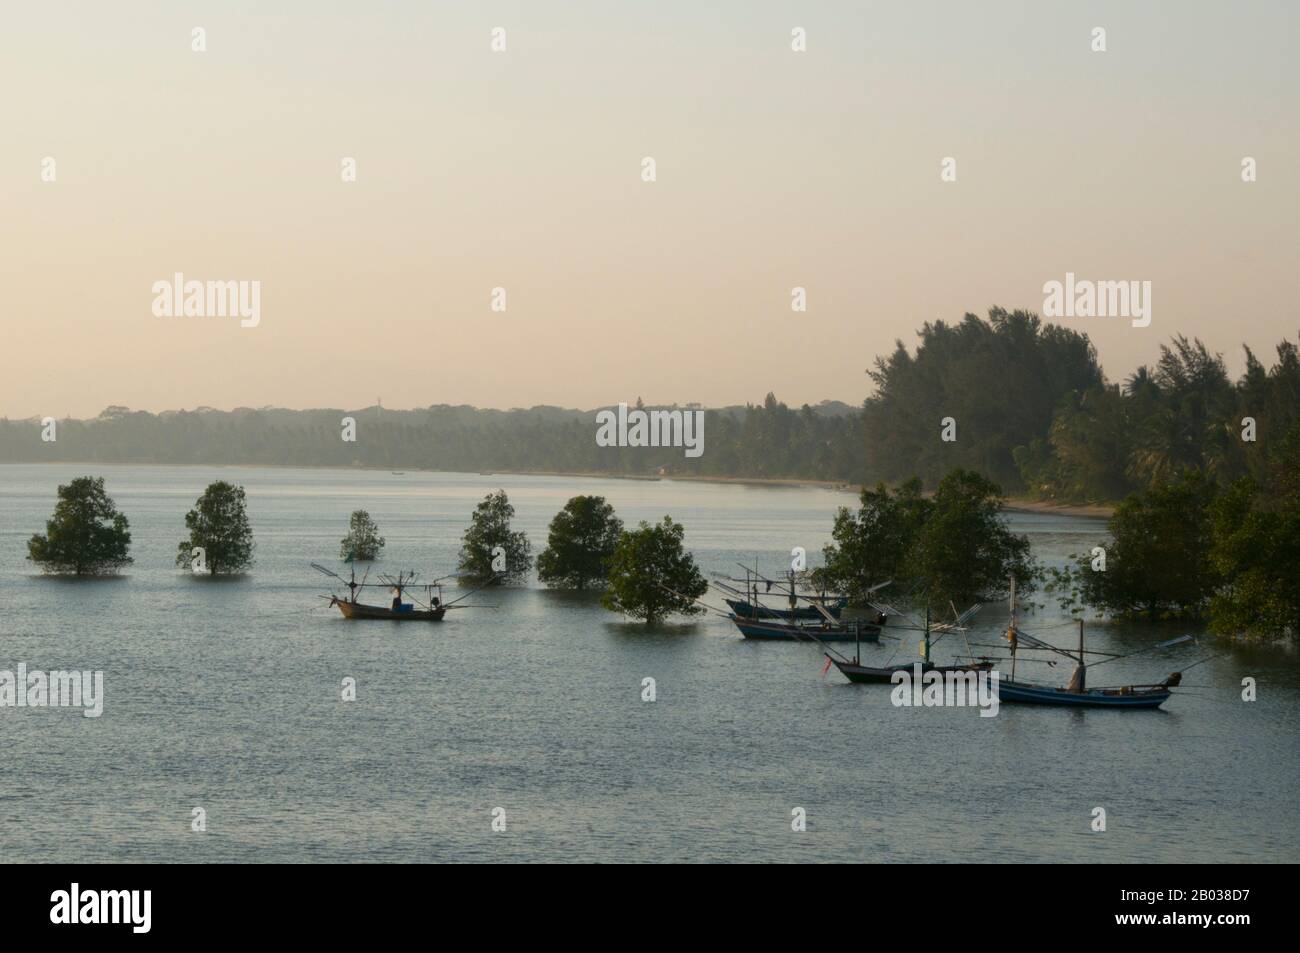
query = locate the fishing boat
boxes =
[722,596,848,622]
[311,563,495,622]
[656,575,869,642]
[730,613,880,642]
[713,565,873,623]
[825,603,991,683]
[334,597,444,621]
[831,657,994,684]
[994,580,1192,709]
[995,677,1179,708]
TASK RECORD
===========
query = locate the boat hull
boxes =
[333,599,446,621]
[831,658,993,684]
[996,680,1170,708]
[724,597,847,621]
[731,616,879,642]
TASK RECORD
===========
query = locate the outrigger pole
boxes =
[1003,572,1196,690]
[653,581,734,621]
[734,563,804,610]
[734,563,867,608]
[440,573,506,609]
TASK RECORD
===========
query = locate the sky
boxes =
[2,0,1297,419]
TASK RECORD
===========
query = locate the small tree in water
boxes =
[340,510,385,562]
[458,489,532,585]
[908,470,1037,605]
[27,476,133,575]
[817,469,1035,605]
[176,481,255,575]
[537,495,623,589]
[602,516,708,624]
[813,478,930,604]
[1049,468,1219,619]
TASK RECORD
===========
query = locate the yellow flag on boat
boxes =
[919,639,928,660]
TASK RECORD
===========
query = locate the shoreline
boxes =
[1,461,1116,517]
[486,469,1116,516]
[999,498,1114,518]
[485,468,857,491]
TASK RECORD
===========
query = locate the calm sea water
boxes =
[1,464,1296,863]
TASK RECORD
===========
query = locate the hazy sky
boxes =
[3,1,1297,419]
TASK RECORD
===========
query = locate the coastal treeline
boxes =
[853,310,1297,637]
[5,310,1292,505]
[862,309,1104,491]
[0,398,864,482]
[1014,334,1299,502]
[1050,445,1300,637]
[861,309,1299,501]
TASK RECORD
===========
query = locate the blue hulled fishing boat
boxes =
[996,580,1192,709]
[995,677,1177,708]
[722,596,847,622]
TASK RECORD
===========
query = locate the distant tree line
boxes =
[5,310,1292,505]
[0,398,865,482]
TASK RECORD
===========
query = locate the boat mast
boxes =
[1009,576,1017,681]
[1066,618,1088,692]
[1078,618,1086,689]
[923,604,930,664]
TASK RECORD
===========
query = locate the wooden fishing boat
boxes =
[714,565,869,623]
[722,597,848,622]
[311,563,496,623]
[330,597,445,621]
[995,677,1177,708]
[660,573,880,644]
[731,614,880,642]
[824,603,990,683]
[829,657,993,684]
[993,579,1192,709]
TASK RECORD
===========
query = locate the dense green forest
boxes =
[3,308,1295,505]
[861,308,1298,500]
